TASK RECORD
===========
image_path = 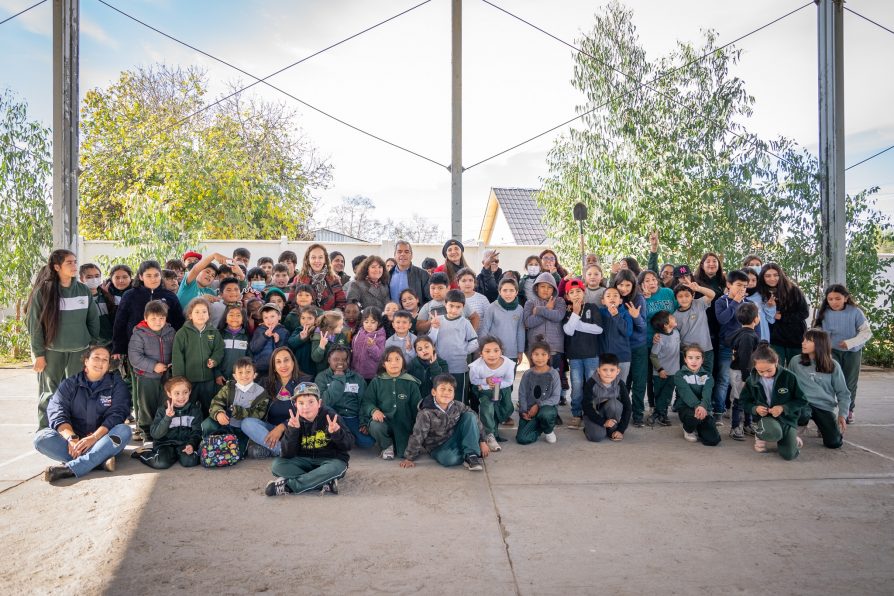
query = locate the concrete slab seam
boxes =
[484,462,522,596]
[843,440,894,463]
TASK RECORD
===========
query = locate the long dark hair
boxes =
[800,328,835,374]
[132,260,162,288]
[539,249,569,278]
[693,252,726,288]
[25,249,75,348]
[442,255,470,286]
[377,346,408,376]
[757,262,802,310]
[814,284,862,327]
[265,346,304,394]
[611,269,640,304]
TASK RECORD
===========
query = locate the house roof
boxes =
[490,187,547,245]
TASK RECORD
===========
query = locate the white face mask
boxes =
[83,278,102,290]
[526,265,541,277]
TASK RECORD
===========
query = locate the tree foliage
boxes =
[323,195,441,243]
[79,65,332,242]
[539,2,894,366]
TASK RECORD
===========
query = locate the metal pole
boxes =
[450,0,462,240]
[818,0,845,286]
[52,0,79,254]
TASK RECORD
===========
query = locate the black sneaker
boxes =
[321,479,339,495]
[632,418,644,428]
[464,454,483,471]
[646,412,659,427]
[558,397,568,406]
[555,414,564,425]
[659,415,672,427]
[44,465,75,483]
[264,477,293,497]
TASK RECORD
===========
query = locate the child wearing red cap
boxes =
[562,278,604,429]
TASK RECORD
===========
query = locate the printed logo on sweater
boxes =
[300,430,330,449]
[99,395,113,407]
[59,296,89,311]
[398,393,407,400]
[170,415,195,428]
[778,388,789,394]
[224,339,248,350]
[345,383,360,393]
[96,302,109,316]
[682,373,709,386]
[207,334,216,342]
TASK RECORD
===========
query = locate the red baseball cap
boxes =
[566,279,585,292]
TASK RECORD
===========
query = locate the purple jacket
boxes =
[351,327,386,380]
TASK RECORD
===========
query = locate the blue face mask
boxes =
[251,281,266,291]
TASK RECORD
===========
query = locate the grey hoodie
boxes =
[128,322,176,379]
[649,330,681,376]
[523,272,567,353]
[517,367,561,411]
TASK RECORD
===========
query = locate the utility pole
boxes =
[53,0,80,253]
[450,0,462,240]
[818,0,845,286]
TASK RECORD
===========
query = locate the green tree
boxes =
[79,65,332,242]
[0,90,53,358]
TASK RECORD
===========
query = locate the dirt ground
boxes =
[1,367,893,595]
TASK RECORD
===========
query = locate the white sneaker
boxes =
[142,440,153,450]
[381,446,395,460]
[485,434,502,452]
[683,429,698,443]
[543,431,557,444]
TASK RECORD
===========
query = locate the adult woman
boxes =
[758,263,808,364]
[32,345,132,482]
[26,249,100,429]
[295,243,347,311]
[346,255,391,310]
[330,251,350,286]
[241,347,311,458]
[433,239,469,289]
[112,260,185,358]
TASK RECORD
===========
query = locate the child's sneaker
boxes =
[485,434,502,452]
[501,417,515,427]
[713,413,724,427]
[729,425,745,441]
[646,411,659,427]
[744,423,757,436]
[659,415,671,427]
[543,431,557,444]
[753,438,768,453]
[464,454,483,471]
[320,479,339,495]
[265,477,293,496]
[381,446,395,460]
[245,443,272,459]
[632,417,645,428]
[142,440,153,450]
[566,416,583,430]
[846,411,855,424]
[683,429,698,442]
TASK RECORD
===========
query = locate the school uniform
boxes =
[202,381,270,455]
[468,355,516,440]
[650,329,681,421]
[128,321,175,436]
[515,367,561,444]
[672,367,721,446]
[311,331,351,374]
[216,327,250,380]
[741,367,807,460]
[820,306,872,415]
[674,299,714,372]
[407,355,449,401]
[361,373,422,458]
[789,356,850,449]
[315,368,375,448]
[480,298,526,359]
[172,321,225,417]
[133,401,203,469]
[428,315,479,405]
[581,375,631,442]
[404,396,487,466]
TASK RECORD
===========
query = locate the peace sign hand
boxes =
[287,407,301,428]
[326,414,341,434]
[165,398,175,418]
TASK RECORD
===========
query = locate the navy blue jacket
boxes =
[112,285,185,355]
[47,372,132,437]
[597,307,634,362]
[715,294,743,347]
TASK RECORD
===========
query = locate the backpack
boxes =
[199,433,240,468]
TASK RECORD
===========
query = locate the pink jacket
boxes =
[351,327,386,380]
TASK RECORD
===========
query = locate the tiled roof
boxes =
[492,187,547,245]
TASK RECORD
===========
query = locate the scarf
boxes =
[497,296,519,310]
[310,271,328,302]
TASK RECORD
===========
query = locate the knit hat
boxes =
[441,239,464,258]
[182,251,202,262]
[263,287,287,302]
[673,265,692,278]
[293,381,321,399]
[565,279,585,292]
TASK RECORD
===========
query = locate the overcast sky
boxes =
[2,0,893,241]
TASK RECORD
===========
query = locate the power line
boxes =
[845,6,894,36]
[95,0,447,169]
[846,144,894,171]
[468,0,814,172]
[0,0,47,27]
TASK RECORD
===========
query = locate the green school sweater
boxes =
[172,321,225,383]
[741,367,807,428]
[28,281,100,356]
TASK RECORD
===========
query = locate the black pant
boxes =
[677,406,721,446]
[797,405,843,449]
[134,442,200,469]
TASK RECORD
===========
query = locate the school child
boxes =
[382,301,400,336]
[744,268,776,341]
[249,302,290,376]
[581,353,631,442]
[361,347,423,459]
[310,310,350,374]
[673,280,716,372]
[740,344,807,460]
[563,279,603,429]
[342,302,361,342]
[161,269,180,293]
[176,253,222,310]
[597,286,635,412]
[172,297,224,418]
[672,345,721,446]
[523,272,567,405]
[407,335,449,400]
[245,297,263,336]
[416,272,479,334]
[265,382,354,496]
[814,284,872,424]
[214,278,244,327]
[286,305,318,375]
[727,302,761,440]
[518,255,542,305]
[385,310,417,362]
[428,290,479,404]
[647,310,681,426]
[456,267,490,330]
[790,329,850,450]
[79,263,115,347]
[468,336,515,451]
[263,287,288,317]
[352,306,387,381]
[315,346,375,449]
[128,300,175,439]
[516,337,561,445]
[270,263,291,292]
[257,256,274,282]
[201,357,270,455]
[106,264,134,306]
[713,269,750,426]
[583,264,607,306]
[400,374,489,471]
[245,267,268,302]
[480,278,526,365]
[215,304,250,386]
[284,284,321,333]
[610,270,647,426]
[132,376,202,469]
[398,289,421,333]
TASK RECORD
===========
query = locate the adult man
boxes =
[388,241,431,304]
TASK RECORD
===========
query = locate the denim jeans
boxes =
[569,357,599,417]
[341,415,376,449]
[240,417,283,456]
[712,345,733,414]
[33,424,132,478]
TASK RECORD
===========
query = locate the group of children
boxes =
[33,240,873,493]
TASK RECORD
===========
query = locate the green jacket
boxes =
[172,322,225,383]
[315,368,366,418]
[672,366,714,412]
[741,367,807,428]
[208,381,270,421]
[150,400,203,447]
[407,356,449,400]
[283,306,322,334]
[28,281,100,356]
[310,331,350,372]
[361,372,422,458]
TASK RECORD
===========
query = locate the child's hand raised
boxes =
[300,324,312,340]
[546,297,555,310]
[264,327,274,338]
[625,303,640,318]
[607,304,619,317]
[287,408,301,428]
[649,230,659,251]
[404,338,412,351]
[319,333,329,348]
[431,313,441,329]
[165,398,175,418]
[325,414,341,434]
[272,333,280,343]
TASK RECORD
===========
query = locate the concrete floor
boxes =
[1,365,892,595]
